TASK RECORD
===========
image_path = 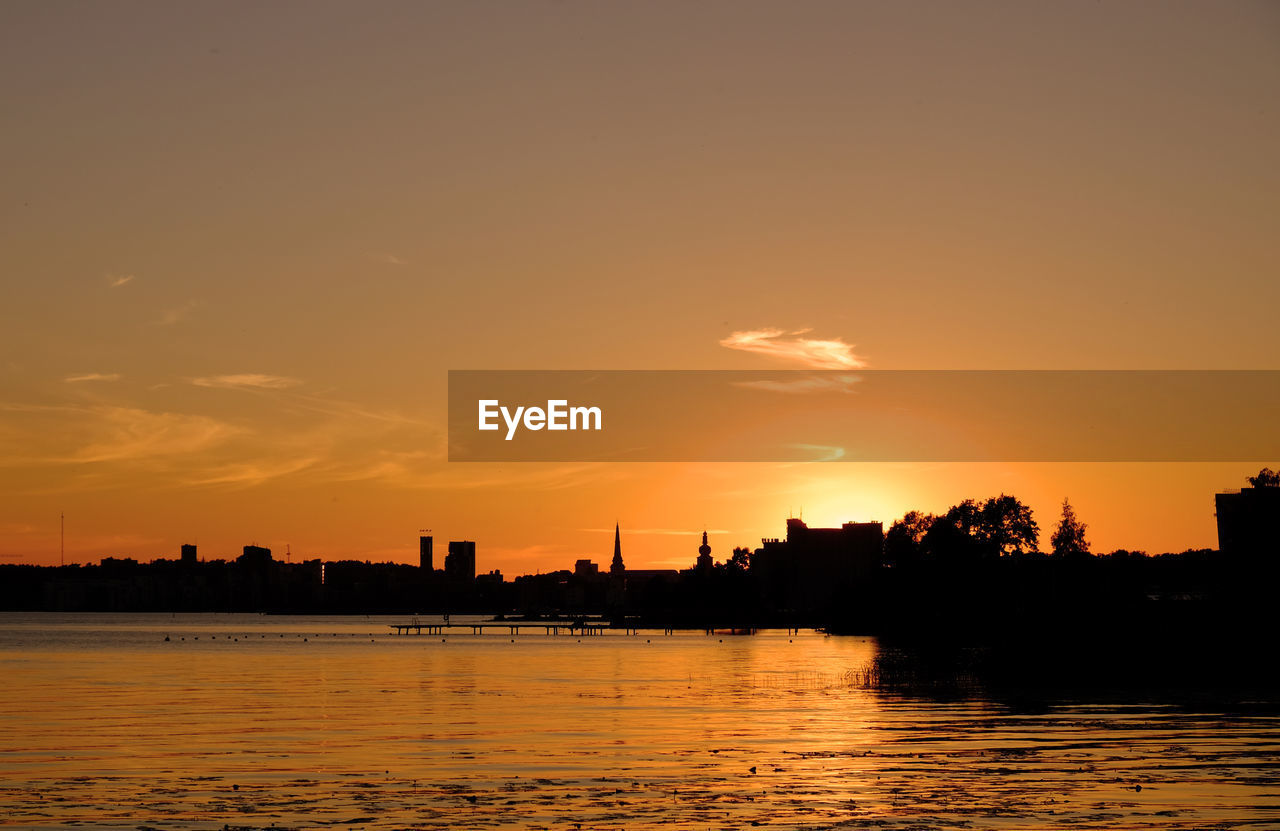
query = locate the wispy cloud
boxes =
[68,407,240,464]
[106,273,135,288]
[186,456,321,487]
[372,253,407,266]
[191,374,302,390]
[786,443,847,462]
[308,450,435,484]
[281,393,426,425]
[720,328,866,369]
[157,300,200,326]
[734,375,861,394]
[380,462,621,492]
[64,373,122,383]
[0,394,443,494]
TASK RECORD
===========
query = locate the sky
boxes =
[2,1,1278,571]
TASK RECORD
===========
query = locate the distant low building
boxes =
[239,545,272,567]
[574,559,599,577]
[603,524,678,608]
[753,517,883,614]
[623,569,681,583]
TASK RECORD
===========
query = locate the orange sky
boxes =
[2,1,1278,571]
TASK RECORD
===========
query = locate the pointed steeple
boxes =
[610,522,625,575]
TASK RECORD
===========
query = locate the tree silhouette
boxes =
[1247,467,1280,488]
[885,510,934,565]
[725,546,752,573]
[922,495,1039,560]
[1050,498,1090,558]
[922,499,984,560]
[978,494,1040,557]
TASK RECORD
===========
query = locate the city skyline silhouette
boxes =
[3,2,1279,574]
[3,3,1280,828]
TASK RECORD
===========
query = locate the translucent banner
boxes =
[447,370,1280,462]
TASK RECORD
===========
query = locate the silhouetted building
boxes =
[610,523,625,575]
[574,559,599,577]
[180,544,197,565]
[622,569,681,584]
[239,545,272,567]
[1216,485,1280,557]
[445,540,476,581]
[600,524,678,607]
[419,535,433,571]
[695,530,713,574]
[754,518,883,614]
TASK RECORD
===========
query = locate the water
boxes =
[1,613,1278,829]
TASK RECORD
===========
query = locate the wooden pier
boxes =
[389,621,612,636]
[388,621,799,637]
[389,622,445,635]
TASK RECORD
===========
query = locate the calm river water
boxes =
[1,613,1277,829]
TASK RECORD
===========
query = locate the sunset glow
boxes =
[1,1,1277,574]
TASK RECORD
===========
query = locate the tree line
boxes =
[885,494,1088,565]
[884,466,1279,566]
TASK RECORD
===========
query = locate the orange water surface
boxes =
[1,613,1278,829]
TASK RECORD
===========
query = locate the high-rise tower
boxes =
[419,534,433,571]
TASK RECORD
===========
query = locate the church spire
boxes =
[610,522,625,575]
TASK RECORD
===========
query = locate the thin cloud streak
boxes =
[64,373,122,383]
[1,382,619,497]
[192,374,302,390]
[720,328,866,369]
[156,300,200,326]
[280,392,428,426]
[397,463,623,492]
[186,456,322,487]
[786,444,847,462]
[734,375,862,394]
[67,407,240,464]
[107,274,135,287]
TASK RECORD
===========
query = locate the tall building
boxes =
[445,540,476,581]
[180,544,197,565]
[609,523,625,575]
[1216,485,1280,557]
[419,535,433,571]
[695,530,713,574]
